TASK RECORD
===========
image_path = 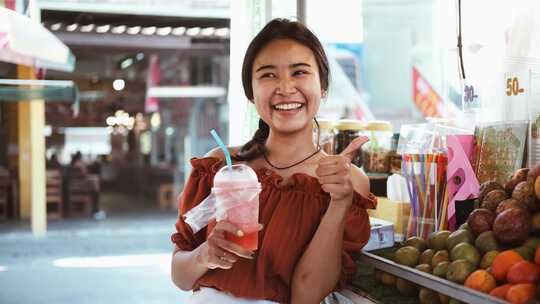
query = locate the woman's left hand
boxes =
[316,136,369,204]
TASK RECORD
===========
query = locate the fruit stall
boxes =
[346,119,540,304]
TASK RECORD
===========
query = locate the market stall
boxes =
[313,114,540,303]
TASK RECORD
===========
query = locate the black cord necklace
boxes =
[263,146,321,170]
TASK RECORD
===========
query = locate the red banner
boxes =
[412,67,443,118]
[144,54,160,113]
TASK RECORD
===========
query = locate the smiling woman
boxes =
[171,18,376,304]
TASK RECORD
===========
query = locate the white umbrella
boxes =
[0,7,75,72]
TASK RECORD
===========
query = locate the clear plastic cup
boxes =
[213,164,261,250]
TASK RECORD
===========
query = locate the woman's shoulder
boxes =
[203,146,241,160]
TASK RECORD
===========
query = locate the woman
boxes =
[171,18,376,304]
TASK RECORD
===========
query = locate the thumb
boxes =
[339,136,369,161]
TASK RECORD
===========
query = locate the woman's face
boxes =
[251,39,324,135]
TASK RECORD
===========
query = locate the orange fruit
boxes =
[506,283,536,304]
[491,250,525,282]
[507,261,540,284]
[464,270,497,293]
[489,283,513,300]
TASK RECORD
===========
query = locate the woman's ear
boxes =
[321,90,327,99]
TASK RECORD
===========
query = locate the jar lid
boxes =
[316,118,334,129]
[365,121,393,132]
[334,119,365,131]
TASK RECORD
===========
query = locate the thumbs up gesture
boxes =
[316,136,369,203]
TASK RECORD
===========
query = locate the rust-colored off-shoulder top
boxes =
[171,157,377,303]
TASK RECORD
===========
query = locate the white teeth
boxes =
[274,103,302,110]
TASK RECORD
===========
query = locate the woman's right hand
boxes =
[196,221,255,269]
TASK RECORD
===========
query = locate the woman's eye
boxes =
[293,70,308,76]
[261,73,276,78]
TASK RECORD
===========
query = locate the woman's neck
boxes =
[264,126,318,167]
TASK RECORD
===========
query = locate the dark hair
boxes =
[233,18,329,161]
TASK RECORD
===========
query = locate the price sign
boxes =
[506,77,525,96]
[462,80,481,112]
[503,71,530,121]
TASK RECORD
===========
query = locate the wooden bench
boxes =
[67,177,94,217]
[0,177,8,220]
[46,170,63,219]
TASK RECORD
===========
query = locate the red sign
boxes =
[412,67,443,117]
[144,55,160,113]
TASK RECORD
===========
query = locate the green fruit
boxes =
[394,246,421,266]
[415,263,432,274]
[406,236,428,252]
[433,261,450,278]
[420,249,435,265]
[419,288,441,304]
[374,269,383,284]
[513,246,535,261]
[381,271,396,286]
[446,259,476,284]
[428,230,452,251]
[446,230,474,251]
[396,277,418,297]
[531,213,540,235]
[523,237,540,250]
[439,293,450,304]
[459,223,470,231]
[432,250,450,268]
[479,251,499,269]
[474,231,500,254]
[451,243,481,267]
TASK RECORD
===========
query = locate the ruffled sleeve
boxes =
[336,192,378,289]
[171,157,222,252]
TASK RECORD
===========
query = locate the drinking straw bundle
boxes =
[402,153,448,240]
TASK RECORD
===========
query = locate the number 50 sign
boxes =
[504,71,530,121]
[506,77,525,96]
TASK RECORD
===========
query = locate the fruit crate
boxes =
[355,250,507,304]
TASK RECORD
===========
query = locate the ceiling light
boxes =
[96,25,110,33]
[111,25,126,34]
[80,24,95,32]
[120,58,134,70]
[156,27,172,36]
[215,28,230,37]
[136,53,145,61]
[106,116,116,126]
[50,23,62,31]
[66,24,78,32]
[127,26,141,35]
[141,26,156,35]
[186,27,201,36]
[113,79,125,91]
[172,27,186,36]
[201,27,215,36]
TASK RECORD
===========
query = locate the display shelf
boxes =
[356,251,506,304]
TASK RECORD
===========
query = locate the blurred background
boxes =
[1,0,539,303]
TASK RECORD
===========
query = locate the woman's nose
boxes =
[276,77,296,95]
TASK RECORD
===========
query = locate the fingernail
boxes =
[236,230,244,237]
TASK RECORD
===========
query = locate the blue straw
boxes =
[210,129,232,168]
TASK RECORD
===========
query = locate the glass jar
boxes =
[334,119,365,167]
[389,133,402,174]
[315,119,336,155]
[362,121,393,173]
